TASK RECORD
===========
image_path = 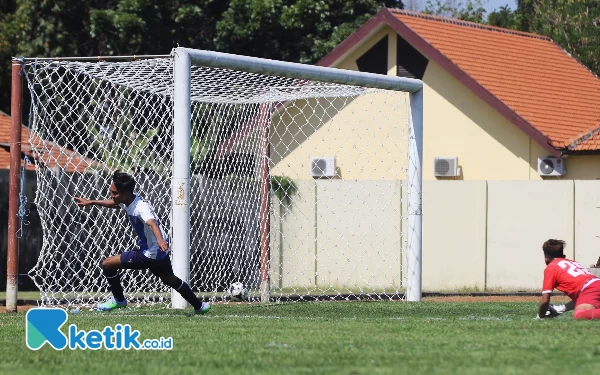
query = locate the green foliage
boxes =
[215,0,403,63]
[488,5,519,29]
[423,0,487,22]
[0,8,17,115]
[0,0,403,113]
[2,0,599,136]
[516,0,535,31]
[270,175,297,206]
[89,0,230,55]
[527,0,600,76]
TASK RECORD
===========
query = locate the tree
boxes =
[0,0,18,114]
[488,5,519,29]
[525,0,600,76]
[214,0,404,63]
[89,0,231,55]
[0,0,103,115]
[423,0,487,22]
[516,0,535,32]
[1,0,407,113]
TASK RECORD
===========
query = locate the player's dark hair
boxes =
[112,170,135,194]
[542,239,566,259]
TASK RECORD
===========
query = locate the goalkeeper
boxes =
[73,171,210,314]
[537,239,600,320]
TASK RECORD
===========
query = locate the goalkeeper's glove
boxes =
[551,304,566,314]
[545,305,560,318]
[535,304,563,319]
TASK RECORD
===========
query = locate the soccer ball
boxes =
[228,282,248,302]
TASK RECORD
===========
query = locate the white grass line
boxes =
[73,313,521,322]
[74,313,420,321]
[459,315,513,321]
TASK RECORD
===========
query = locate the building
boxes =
[271,9,600,291]
[317,9,600,180]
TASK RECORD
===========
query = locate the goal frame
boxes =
[6,47,423,311]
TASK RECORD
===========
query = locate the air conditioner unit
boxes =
[310,157,335,177]
[433,157,459,177]
[538,157,565,176]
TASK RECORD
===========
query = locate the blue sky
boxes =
[485,0,518,13]
[406,0,518,14]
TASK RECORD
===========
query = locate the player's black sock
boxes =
[103,269,125,302]
[175,280,203,310]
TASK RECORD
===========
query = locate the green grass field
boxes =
[2,301,600,375]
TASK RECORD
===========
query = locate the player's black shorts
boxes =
[120,250,174,277]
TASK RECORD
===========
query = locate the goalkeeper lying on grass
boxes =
[537,239,600,320]
[73,170,210,314]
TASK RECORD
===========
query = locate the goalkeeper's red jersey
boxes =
[542,258,598,300]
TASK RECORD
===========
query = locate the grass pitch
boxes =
[1,301,600,375]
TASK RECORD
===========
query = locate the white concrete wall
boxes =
[315,180,402,290]
[574,181,600,268]
[486,181,574,290]
[271,180,317,290]
[422,181,487,290]
[273,179,600,293]
[271,179,402,292]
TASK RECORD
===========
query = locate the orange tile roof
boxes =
[0,110,35,171]
[0,111,102,172]
[390,10,600,151]
[318,9,600,153]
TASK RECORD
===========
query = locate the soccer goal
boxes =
[8,47,423,309]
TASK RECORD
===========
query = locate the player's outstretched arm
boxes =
[537,293,552,318]
[564,299,575,312]
[548,299,575,316]
[73,197,119,209]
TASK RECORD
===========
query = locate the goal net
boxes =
[20,48,422,307]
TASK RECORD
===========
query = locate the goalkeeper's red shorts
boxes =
[577,279,600,308]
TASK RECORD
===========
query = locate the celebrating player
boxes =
[73,170,210,314]
[537,239,600,320]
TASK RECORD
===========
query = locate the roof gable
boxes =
[318,9,600,155]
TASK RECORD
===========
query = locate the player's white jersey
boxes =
[119,195,168,260]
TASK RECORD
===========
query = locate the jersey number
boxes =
[557,260,591,277]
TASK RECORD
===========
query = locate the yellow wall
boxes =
[559,155,600,180]
[269,180,403,292]
[525,135,600,180]
[486,181,575,289]
[270,91,408,180]
[574,181,600,268]
[271,28,409,181]
[424,61,534,180]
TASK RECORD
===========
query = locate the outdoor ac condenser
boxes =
[310,157,335,177]
[433,157,459,177]
[538,157,565,176]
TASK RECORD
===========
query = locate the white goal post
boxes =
[171,48,423,307]
[8,47,423,309]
